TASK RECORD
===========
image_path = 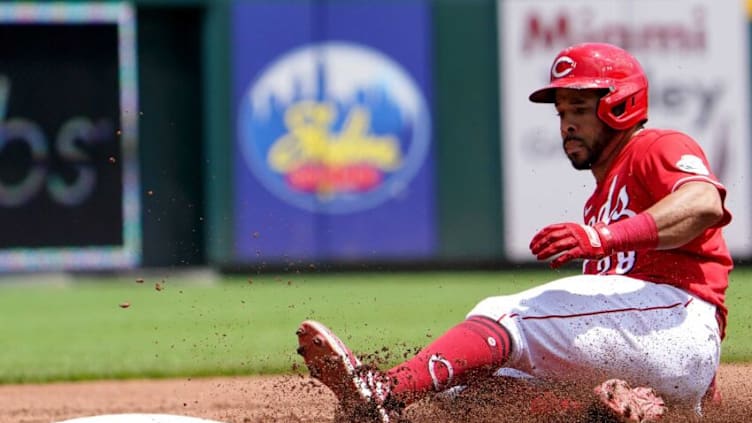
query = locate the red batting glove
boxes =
[529,222,613,268]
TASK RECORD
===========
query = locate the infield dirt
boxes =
[1,363,750,423]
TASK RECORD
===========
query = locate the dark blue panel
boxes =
[231,0,435,263]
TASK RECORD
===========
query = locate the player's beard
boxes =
[564,127,616,170]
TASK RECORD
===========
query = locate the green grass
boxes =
[0,268,750,384]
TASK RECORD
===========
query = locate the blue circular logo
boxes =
[238,41,431,214]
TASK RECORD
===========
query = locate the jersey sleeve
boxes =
[633,131,731,227]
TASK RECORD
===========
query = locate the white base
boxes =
[55,414,226,423]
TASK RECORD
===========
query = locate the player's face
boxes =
[554,89,615,170]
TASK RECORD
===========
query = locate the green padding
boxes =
[434,0,503,260]
[202,0,233,265]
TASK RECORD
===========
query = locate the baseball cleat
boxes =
[702,374,722,409]
[296,320,395,423]
[594,379,667,422]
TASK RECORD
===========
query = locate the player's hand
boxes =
[529,222,612,268]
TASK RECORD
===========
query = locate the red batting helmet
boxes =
[529,42,648,130]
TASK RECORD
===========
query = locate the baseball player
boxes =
[296,42,731,422]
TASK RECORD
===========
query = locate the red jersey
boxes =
[582,128,733,333]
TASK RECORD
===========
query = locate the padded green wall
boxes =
[433,0,503,262]
[136,5,207,267]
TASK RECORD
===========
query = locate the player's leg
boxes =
[297,315,516,419]
[384,314,513,403]
[469,274,720,412]
[297,274,718,421]
[296,320,397,423]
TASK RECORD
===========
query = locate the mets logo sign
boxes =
[237,41,431,214]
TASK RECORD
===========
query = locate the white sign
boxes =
[499,0,751,260]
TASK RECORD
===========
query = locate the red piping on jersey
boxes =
[513,301,686,321]
[671,175,723,193]
[496,313,520,323]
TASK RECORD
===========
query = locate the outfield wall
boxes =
[1,0,749,271]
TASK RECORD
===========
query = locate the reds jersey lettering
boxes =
[585,176,638,275]
[581,129,733,330]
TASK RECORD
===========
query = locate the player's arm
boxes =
[645,181,724,249]
[529,181,725,267]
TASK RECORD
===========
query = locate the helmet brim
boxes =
[529,77,614,103]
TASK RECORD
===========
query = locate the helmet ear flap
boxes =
[597,76,649,130]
